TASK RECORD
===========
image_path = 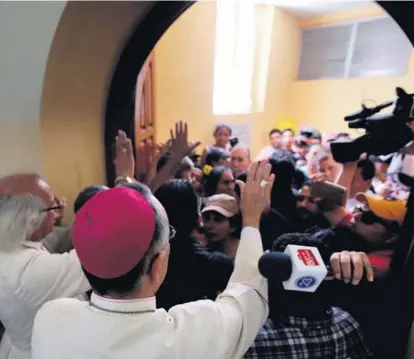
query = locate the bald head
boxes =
[0,174,56,249]
[0,173,53,205]
[230,147,251,176]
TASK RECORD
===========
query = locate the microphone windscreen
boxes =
[258,252,293,282]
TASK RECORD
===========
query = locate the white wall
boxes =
[0,1,66,176]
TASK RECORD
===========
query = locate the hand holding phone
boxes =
[310,181,347,207]
[230,137,239,148]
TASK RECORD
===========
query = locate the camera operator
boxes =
[315,192,405,255]
[313,192,405,358]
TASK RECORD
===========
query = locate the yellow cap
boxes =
[356,193,407,225]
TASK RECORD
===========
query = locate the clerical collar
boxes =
[89,293,156,315]
[22,241,45,251]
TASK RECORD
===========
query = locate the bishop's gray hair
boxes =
[122,182,169,274]
[0,194,46,252]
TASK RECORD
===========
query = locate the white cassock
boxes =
[0,241,90,359]
[31,227,268,359]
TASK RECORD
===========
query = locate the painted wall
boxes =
[154,2,301,156]
[0,1,154,221]
[0,1,66,177]
[288,5,414,134]
[40,1,154,219]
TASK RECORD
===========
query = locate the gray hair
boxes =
[0,194,46,252]
[122,182,169,288]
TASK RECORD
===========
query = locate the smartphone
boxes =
[310,181,347,207]
[230,137,239,148]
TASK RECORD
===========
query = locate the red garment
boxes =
[338,212,354,227]
[368,250,393,272]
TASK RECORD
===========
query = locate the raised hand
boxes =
[114,130,135,178]
[135,141,169,184]
[146,142,169,184]
[237,161,275,229]
[148,122,201,192]
[169,121,201,161]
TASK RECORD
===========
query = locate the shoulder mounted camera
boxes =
[331,87,414,163]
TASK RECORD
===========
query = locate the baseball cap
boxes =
[356,192,407,225]
[294,136,309,147]
[72,187,156,279]
[202,194,239,218]
[301,126,321,139]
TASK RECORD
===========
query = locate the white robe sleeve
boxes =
[16,250,90,307]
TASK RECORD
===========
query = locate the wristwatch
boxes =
[114,176,136,186]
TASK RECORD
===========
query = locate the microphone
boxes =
[258,245,328,293]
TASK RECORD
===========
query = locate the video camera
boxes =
[331,87,414,164]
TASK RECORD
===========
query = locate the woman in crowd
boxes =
[211,124,232,151]
[203,165,236,198]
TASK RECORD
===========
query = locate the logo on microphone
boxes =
[297,249,319,266]
[296,276,317,288]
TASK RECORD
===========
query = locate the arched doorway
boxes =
[104,1,194,185]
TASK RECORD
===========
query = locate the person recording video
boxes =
[318,192,406,255]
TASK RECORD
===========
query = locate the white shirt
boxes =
[31,227,268,359]
[0,241,90,359]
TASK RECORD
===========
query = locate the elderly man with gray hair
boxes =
[0,173,90,359]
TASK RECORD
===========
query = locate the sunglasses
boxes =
[356,207,399,232]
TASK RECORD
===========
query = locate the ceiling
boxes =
[269,0,375,18]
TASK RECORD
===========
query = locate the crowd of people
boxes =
[0,120,411,359]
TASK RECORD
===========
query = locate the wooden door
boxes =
[134,52,156,179]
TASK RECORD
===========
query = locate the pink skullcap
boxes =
[72,187,156,279]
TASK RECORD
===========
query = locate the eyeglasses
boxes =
[169,225,176,240]
[41,205,63,213]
